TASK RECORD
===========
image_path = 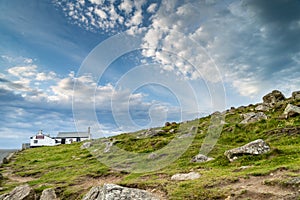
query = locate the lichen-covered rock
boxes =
[82,184,160,200]
[283,104,300,118]
[3,184,36,200]
[224,139,270,161]
[240,112,267,124]
[292,91,300,100]
[191,154,214,163]
[171,172,201,181]
[40,188,59,200]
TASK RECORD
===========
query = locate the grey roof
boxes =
[56,132,90,138]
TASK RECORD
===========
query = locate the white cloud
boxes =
[119,0,133,15]
[147,3,157,13]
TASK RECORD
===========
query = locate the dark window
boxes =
[76,137,80,142]
[34,140,38,144]
[61,138,65,144]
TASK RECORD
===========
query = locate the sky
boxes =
[0,0,300,149]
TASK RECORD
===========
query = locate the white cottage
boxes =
[55,127,91,144]
[29,128,91,147]
[30,130,59,147]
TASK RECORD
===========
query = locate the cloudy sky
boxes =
[1,0,300,149]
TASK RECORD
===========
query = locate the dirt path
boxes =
[223,169,300,200]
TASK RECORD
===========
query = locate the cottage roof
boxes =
[56,132,90,138]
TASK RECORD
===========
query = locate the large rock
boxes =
[40,188,58,200]
[262,90,285,105]
[292,91,300,100]
[191,154,214,163]
[2,184,36,200]
[224,139,270,161]
[283,104,300,118]
[82,184,159,200]
[171,172,200,181]
[240,112,267,124]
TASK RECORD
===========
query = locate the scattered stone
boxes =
[104,140,114,153]
[285,177,300,187]
[283,104,300,118]
[2,184,36,200]
[82,184,160,200]
[191,154,214,163]
[140,129,163,137]
[224,139,270,161]
[233,166,252,172]
[292,91,300,100]
[262,90,285,105]
[255,103,270,112]
[40,188,59,200]
[169,129,175,133]
[148,153,158,160]
[190,126,197,132]
[178,133,193,139]
[81,142,92,149]
[240,112,267,124]
[171,172,201,181]
[264,126,300,136]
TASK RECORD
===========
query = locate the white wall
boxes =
[30,135,58,147]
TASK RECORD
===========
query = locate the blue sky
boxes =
[1,0,300,149]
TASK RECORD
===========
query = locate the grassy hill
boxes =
[1,92,300,199]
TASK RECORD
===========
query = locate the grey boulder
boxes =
[2,184,36,200]
[283,104,300,118]
[171,172,201,181]
[240,112,267,124]
[40,188,59,200]
[191,154,214,163]
[224,139,270,161]
[82,184,160,200]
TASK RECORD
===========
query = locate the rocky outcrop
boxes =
[240,112,267,124]
[1,184,36,200]
[82,184,159,200]
[171,172,200,181]
[292,91,300,100]
[262,90,285,105]
[191,154,214,163]
[224,139,270,161]
[81,142,92,149]
[255,103,270,112]
[283,104,300,118]
[40,188,59,200]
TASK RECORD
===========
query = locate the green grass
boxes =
[1,98,300,199]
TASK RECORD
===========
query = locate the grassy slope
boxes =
[0,97,300,199]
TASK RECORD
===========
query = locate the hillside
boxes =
[1,90,300,200]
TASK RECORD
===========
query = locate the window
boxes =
[34,140,38,144]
